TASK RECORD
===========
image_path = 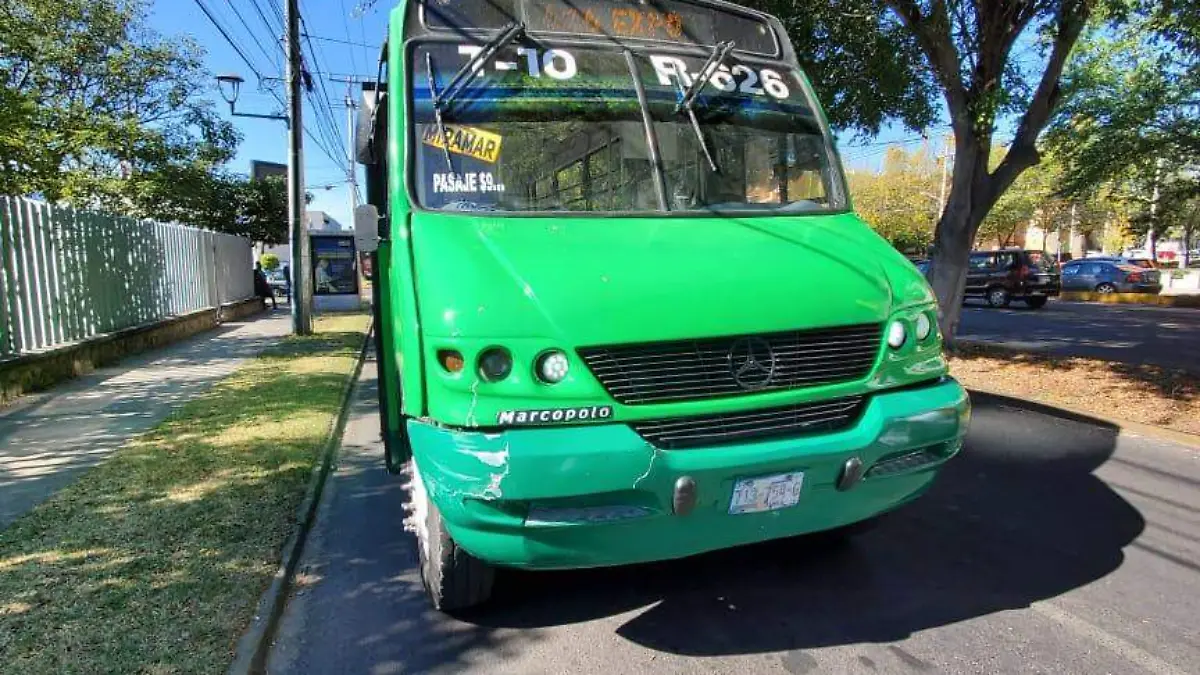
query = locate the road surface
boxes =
[956,300,1200,372]
[267,358,1200,674]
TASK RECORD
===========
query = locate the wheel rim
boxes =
[1098,284,1116,294]
[990,289,1006,305]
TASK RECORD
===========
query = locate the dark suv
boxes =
[965,249,1061,308]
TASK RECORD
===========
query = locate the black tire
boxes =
[986,285,1011,308]
[413,465,495,611]
[1096,283,1118,294]
[1024,295,1048,309]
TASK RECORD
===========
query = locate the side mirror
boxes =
[354,204,380,253]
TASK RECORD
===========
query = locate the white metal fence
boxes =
[0,196,255,359]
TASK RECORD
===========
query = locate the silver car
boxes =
[1061,260,1162,294]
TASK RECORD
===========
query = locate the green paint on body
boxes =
[374,0,970,570]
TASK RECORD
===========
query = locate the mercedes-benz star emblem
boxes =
[728,337,777,390]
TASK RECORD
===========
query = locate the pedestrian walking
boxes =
[254,262,277,310]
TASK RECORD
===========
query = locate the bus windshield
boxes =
[411,43,846,214]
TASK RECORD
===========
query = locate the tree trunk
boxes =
[926,144,1004,343]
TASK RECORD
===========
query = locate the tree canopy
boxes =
[1046,1,1199,261]
[847,146,942,254]
[0,0,287,242]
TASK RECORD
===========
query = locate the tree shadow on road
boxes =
[468,397,1144,657]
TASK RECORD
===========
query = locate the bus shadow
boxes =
[467,397,1144,655]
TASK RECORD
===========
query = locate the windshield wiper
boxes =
[426,21,526,172]
[425,52,455,172]
[674,40,735,173]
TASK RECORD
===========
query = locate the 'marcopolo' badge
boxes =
[497,406,613,426]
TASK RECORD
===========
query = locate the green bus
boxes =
[353,0,970,610]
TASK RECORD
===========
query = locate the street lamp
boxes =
[214,69,311,335]
[214,72,289,125]
[216,73,244,108]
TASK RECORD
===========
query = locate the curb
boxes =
[228,320,373,675]
[968,387,1200,450]
[1059,291,1200,308]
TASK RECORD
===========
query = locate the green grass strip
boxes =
[0,314,370,674]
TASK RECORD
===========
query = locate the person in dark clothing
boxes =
[254,262,277,309]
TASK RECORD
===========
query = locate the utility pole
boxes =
[1067,202,1078,260]
[330,76,372,220]
[286,0,312,335]
[937,133,953,221]
[1148,157,1164,262]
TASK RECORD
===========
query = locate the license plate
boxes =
[729,471,805,515]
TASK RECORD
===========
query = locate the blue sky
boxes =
[150,1,391,228]
[150,1,944,227]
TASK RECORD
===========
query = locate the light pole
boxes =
[215,56,312,335]
[216,74,290,124]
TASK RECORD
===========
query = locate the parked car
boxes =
[964,249,1060,308]
[1086,255,1158,270]
[1061,260,1162,294]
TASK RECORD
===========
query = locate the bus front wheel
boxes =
[410,463,495,611]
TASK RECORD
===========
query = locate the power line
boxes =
[198,0,351,173]
[302,32,380,50]
[337,0,362,80]
[298,9,349,156]
[194,0,265,80]
[247,0,284,48]
[267,0,286,22]
[195,1,344,167]
[225,0,281,71]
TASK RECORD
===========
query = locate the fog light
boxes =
[478,348,513,382]
[887,320,907,349]
[915,312,933,341]
[535,350,570,384]
[437,349,464,373]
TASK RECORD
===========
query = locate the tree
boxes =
[847,146,940,253]
[0,0,238,211]
[260,253,281,272]
[233,176,290,244]
[1047,2,1200,261]
[750,1,1101,341]
[748,1,939,135]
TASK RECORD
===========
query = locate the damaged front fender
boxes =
[405,419,662,520]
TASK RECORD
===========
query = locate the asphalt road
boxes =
[267,358,1200,674]
[956,299,1200,372]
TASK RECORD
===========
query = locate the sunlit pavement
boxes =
[0,311,291,528]
[957,299,1200,371]
[267,358,1200,674]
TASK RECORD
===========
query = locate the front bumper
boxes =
[408,378,970,570]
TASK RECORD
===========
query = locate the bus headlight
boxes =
[915,312,933,341]
[478,348,513,382]
[887,320,908,349]
[535,350,570,384]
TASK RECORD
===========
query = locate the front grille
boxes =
[630,395,866,449]
[577,324,882,405]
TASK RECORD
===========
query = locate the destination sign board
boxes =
[421,0,778,56]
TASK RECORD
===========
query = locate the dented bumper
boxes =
[407,378,970,570]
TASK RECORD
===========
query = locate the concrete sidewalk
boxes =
[0,311,292,529]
